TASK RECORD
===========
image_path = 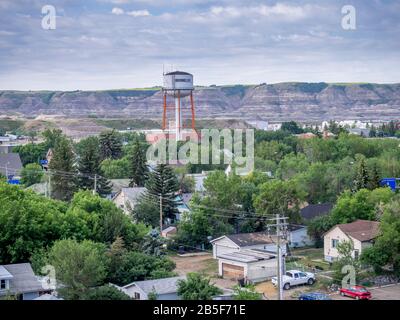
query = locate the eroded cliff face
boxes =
[1,83,399,121]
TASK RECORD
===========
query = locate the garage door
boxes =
[222,263,244,280]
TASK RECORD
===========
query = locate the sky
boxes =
[0,0,399,90]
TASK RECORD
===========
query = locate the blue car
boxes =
[298,292,331,300]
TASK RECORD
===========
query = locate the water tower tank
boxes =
[163,71,193,97]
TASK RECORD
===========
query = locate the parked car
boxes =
[298,292,331,300]
[272,270,316,290]
[339,286,372,300]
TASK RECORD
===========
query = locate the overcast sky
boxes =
[0,0,399,90]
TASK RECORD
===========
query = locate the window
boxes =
[294,273,299,278]
[0,279,6,290]
[354,250,359,259]
[134,292,140,300]
[299,272,307,278]
[332,239,339,248]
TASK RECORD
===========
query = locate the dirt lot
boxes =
[170,253,237,290]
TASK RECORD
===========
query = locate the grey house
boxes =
[117,276,185,300]
[0,153,23,178]
[0,263,45,300]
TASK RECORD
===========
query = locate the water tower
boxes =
[162,71,196,141]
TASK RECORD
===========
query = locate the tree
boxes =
[133,196,160,227]
[353,158,369,192]
[368,163,381,190]
[175,209,213,247]
[232,284,262,300]
[82,285,131,300]
[77,136,111,197]
[177,273,222,300]
[144,164,180,224]
[99,130,122,160]
[140,231,167,256]
[362,199,400,275]
[330,188,394,225]
[67,190,148,247]
[42,128,64,150]
[20,163,43,187]
[108,251,176,286]
[129,138,148,187]
[281,121,303,134]
[49,239,108,299]
[101,157,130,179]
[254,180,306,223]
[307,215,335,248]
[333,240,361,284]
[49,137,77,201]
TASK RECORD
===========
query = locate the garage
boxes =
[222,263,244,279]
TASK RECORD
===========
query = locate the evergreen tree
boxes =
[369,125,377,137]
[129,139,148,187]
[49,137,77,201]
[368,164,381,190]
[144,164,180,226]
[353,158,369,192]
[99,130,122,160]
[77,136,111,197]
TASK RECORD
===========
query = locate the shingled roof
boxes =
[300,203,333,221]
[336,220,380,242]
[210,232,276,247]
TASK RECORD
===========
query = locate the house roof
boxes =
[287,224,307,232]
[165,71,192,76]
[113,187,146,202]
[211,232,277,247]
[219,249,276,263]
[0,266,13,280]
[123,276,185,295]
[0,153,23,176]
[109,179,130,194]
[328,220,380,242]
[1,263,43,294]
[300,203,333,220]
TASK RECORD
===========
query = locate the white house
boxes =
[210,232,287,259]
[287,225,314,248]
[115,276,185,300]
[112,187,146,214]
[0,263,45,300]
[324,220,380,262]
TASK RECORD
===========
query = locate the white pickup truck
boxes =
[272,270,316,290]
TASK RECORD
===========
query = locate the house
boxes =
[174,193,192,221]
[112,187,146,214]
[117,276,185,300]
[324,220,380,262]
[287,225,314,248]
[186,172,208,192]
[0,263,45,300]
[300,203,333,221]
[0,153,23,180]
[217,249,281,283]
[210,232,287,259]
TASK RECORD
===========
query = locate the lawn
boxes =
[287,247,331,272]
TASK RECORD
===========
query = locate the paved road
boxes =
[332,284,400,300]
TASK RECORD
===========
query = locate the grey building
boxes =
[0,153,23,178]
[116,276,185,300]
[0,263,45,300]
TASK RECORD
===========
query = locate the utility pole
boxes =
[276,213,283,301]
[159,194,163,233]
[266,214,288,300]
[93,174,97,195]
[48,171,51,199]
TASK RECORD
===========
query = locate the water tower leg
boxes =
[175,90,181,141]
[190,91,196,130]
[162,92,167,130]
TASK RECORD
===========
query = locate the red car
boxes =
[339,286,372,300]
